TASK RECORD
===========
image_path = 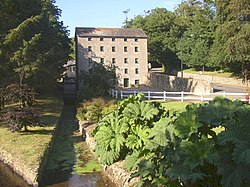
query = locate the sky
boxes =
[55,0,182,37]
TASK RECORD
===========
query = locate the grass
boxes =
[0,97,62,170]
[183,68,235,78]
[160,101,192,112]
[73,141,102,174]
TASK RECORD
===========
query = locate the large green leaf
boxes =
[123,151,142,171]
[126,125,150,149]
[95,145,120,165]
[145,118,172,150]
[174,110,202,139]
[197,97,243,127]
[180,137,219,170]
[95,112,129,153]
[123,101,159,120]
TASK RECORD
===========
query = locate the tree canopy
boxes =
[0,0,71,93]
[126,0,249,80]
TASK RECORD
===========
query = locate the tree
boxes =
[78,61,117,99]
[127,8,187,74]
[176,0,215,70]
[0,0,71,93]
[211,0,250,81]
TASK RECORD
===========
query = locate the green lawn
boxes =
[183,68,234,78]
[0,97,62,169]
[160,101,192,112]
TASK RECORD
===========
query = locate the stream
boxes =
[0,161,30,187]
[40,104,115,187]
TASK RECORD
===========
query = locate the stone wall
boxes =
[178,72,250,88]
[0,149,38,186]
[83,122,139,187]
[0,107,64,187]
[149,72,212,93]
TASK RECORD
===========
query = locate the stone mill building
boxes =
[75,27,148,88]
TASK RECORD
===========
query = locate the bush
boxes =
[76,97,116,123]
[94,96,250,187]
[3,107,43,132]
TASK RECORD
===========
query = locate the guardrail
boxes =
[109,89,249,102]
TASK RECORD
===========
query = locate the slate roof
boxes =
[75,27,147,38]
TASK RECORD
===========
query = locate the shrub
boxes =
[94,96,250,187]
[76,97,116,123]
[3,107,43,132]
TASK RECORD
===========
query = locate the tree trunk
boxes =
[242,63,248,86]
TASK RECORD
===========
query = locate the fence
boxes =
[109,89,249,102]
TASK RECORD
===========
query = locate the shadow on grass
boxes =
[20,129,54,135]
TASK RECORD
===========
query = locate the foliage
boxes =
[126,8,186,74]
[78,62,117,99]
[76,97,116,123]
[3,107,43,132]
[0,0,70,93]
[94,94,165,165]
[5,84,36,107]
[210,0,250,80]
[126,0,249,80]
[94,95,250,187]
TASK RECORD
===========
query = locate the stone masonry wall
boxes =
[149,72,212,93]
[178,72,250,88]
[0,107,64,187]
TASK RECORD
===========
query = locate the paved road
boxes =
[212,83,248,93]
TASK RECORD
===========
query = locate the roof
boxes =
[75,27,147,38]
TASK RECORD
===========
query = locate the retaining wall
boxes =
[0,107,64,187]
[177,72,250,88]
[149,72,212,93]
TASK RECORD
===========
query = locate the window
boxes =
[135,68,139,74]
[100,46,104,52]
[124,68,128,74]
[135,38,138,42]
[100,58,104,64]
[112,46,116,52]
[88,37,92,41]
[100,37,104,41]
[112,38,115,41]
[124,78,129,87]
[124,46,128,52]
[124,38,128,42]
[135,47,139,52]
[135,80,140,86]
[124,58,128,64]
[72,66,76,72]
[112,58,116,64]
[135,58,139,64]
[88,46,92,52]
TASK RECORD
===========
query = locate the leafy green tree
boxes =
[211,0,250,81]
[176,0,215,70]
[78,61,116,99]
[127,8,186,74]
[0,0,70,93]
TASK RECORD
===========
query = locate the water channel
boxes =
[0,104,116,187]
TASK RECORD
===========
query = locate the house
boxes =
[75,27,148,89]
[63,60,76,78]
